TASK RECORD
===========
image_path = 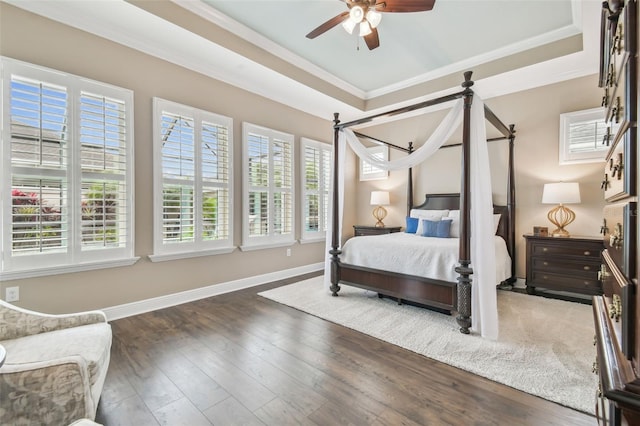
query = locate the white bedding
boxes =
[340,232,511,283]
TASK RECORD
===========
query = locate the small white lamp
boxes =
[542,182,581,237]
[370,191,390,228]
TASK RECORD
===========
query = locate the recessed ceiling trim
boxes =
[2,0,366,118]
[367,22,583,99]
[171,0,367,99]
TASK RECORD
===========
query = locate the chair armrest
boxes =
[0,355,95,424]
[0,299,107,340]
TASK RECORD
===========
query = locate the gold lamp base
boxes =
[547,204,575,237]
[372,205,387,228]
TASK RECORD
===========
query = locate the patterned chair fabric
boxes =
[0,299,112,426]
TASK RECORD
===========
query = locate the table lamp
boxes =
[370,191,390,227]
[542,182,581,237]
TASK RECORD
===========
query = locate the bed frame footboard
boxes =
[335,263,457,313]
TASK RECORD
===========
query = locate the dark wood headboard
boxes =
[412,193,512,257]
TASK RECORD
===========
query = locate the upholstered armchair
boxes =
[0,299,112,425]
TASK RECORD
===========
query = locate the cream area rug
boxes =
[258,276,597,414]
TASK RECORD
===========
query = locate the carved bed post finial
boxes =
[330,113,342,296]
[462,71,474,90]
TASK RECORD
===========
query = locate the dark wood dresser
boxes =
[523,234,603,297]
[353,225,402,237]
[594,1,640,424]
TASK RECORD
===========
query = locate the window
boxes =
[559,107,611,165]
[0,57,136,279]
[151,98,233,261]
[242,123,294,250]
[300,138,331,242]
[359,145,388,180]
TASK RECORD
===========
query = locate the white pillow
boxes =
[448,210,460,238]
[410,209,449,235]
[446,210,502,238]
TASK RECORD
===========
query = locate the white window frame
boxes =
[241,122,295,251]
[300,138,331,243]
[0,57,137,280]
[359,145,388,180]
[559,107,611,165]
[150,98,234,262]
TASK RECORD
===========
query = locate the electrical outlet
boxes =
[5,286,19,302]
[286,248,291,257]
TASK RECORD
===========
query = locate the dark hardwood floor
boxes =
[96,273,595,425]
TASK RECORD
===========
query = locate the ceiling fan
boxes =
[306,0,436,50]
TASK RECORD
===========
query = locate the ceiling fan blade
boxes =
[377,0,435,13]
[364,28,380,50]
[306,11,350,39]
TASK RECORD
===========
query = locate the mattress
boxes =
[340,232,512,283]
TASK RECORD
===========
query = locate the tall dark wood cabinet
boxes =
[594,1,640,424]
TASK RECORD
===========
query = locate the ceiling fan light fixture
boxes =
[366,10,381,28]
[359,21,372,37]
[342,18,358,34]
[349,5,365,23]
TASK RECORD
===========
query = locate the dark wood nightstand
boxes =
[523,234,603,297]
[353,225,402,237]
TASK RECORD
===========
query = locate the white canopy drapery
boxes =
[324,96,499,339]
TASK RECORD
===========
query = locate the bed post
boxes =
[456,71,474,335]
[507,124,516,281]
[330,113,342,296]
[407,141,414,215]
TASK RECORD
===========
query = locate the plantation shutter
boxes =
[201,120,230,241]
[567,119,608,154]
[242,123,294,249]
[273,138,293,236]
[80,92,129,249]
[161,112,196,243]
[9,76,69,255]
[152,98,234,258]
[301,138,330,240]
[247,132,269,237]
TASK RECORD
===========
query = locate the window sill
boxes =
[148,246,236,262]
[0,257,140,281]
[240,241,295,252]
[299,236,326,244]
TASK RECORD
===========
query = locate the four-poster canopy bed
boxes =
[329,71,516,335]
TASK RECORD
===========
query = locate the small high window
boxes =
[559,107,610,165]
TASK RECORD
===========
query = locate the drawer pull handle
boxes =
[598,264,609,281]
[543,261,549,266]
[583,266,590,271]
[610,223,623,249]
[542,247,548,252]
[584,251,590,256]
[542,275,548,280]
[610,294,622,322]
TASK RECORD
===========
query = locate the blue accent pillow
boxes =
[405,216,419,233]
[421,219,452,238]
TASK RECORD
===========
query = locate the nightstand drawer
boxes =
[531,257,600,276]
[529,270,601,293]
[529,242,601,259]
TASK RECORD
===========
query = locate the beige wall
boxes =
[0,4,332,313]
[350,75,605,279]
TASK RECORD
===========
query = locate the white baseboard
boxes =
[102,262,324,321]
